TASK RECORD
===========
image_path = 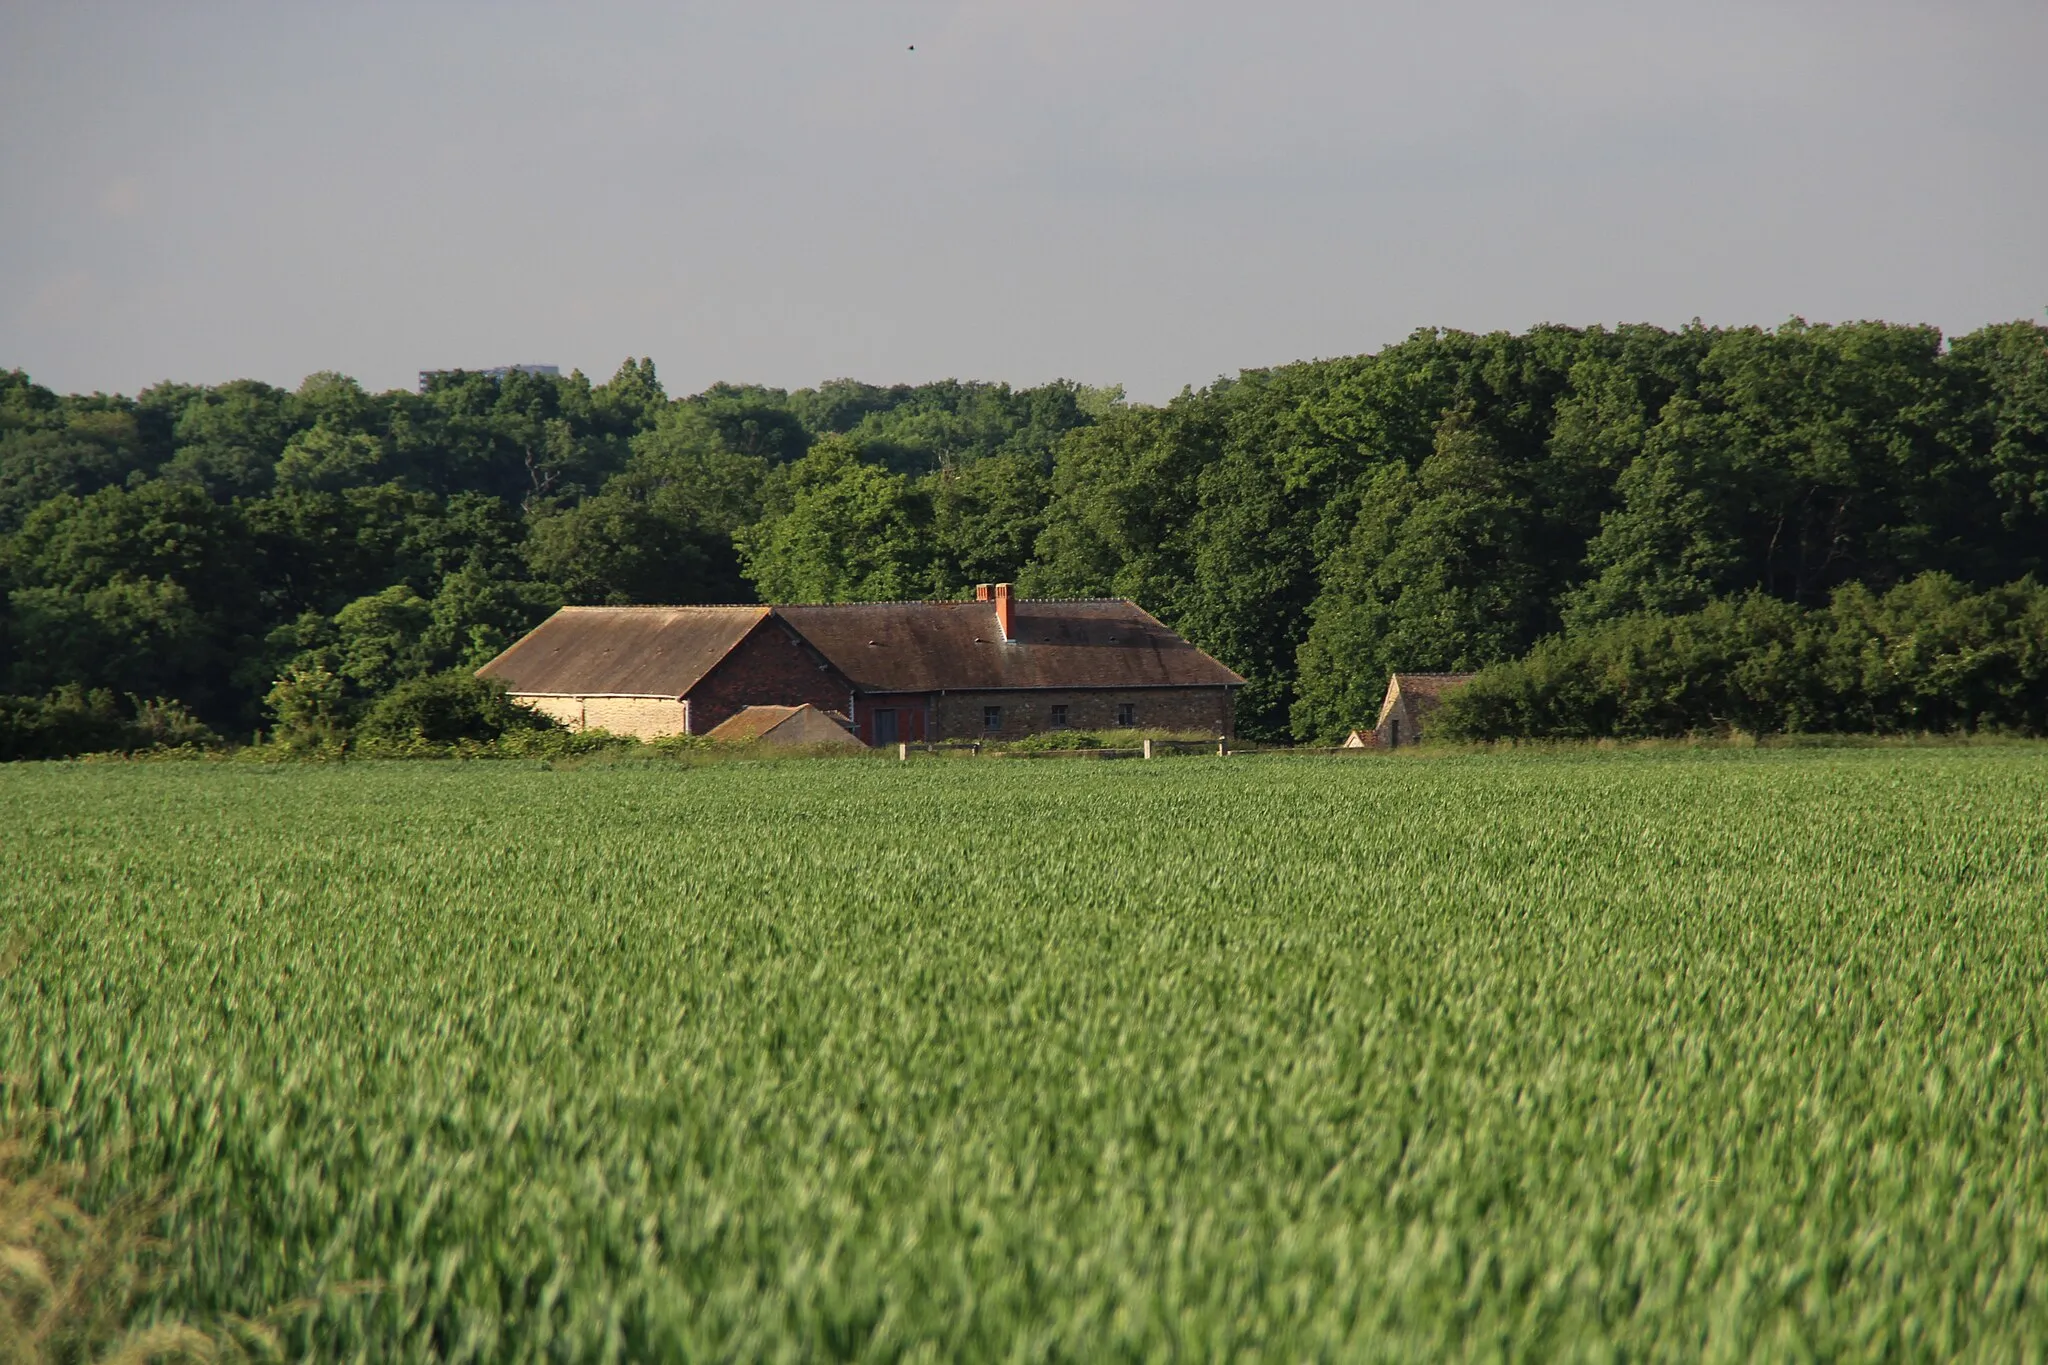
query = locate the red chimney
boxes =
[974,583,993,601]
[993,583,1014,640]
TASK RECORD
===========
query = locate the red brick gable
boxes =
[684,618,851,734]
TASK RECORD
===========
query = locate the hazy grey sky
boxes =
[3,1,2043,402]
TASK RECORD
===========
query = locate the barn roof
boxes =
[475,605,768,697]
[776,599,1245,692]
[478,599,1244,698]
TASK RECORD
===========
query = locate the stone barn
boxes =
[1370,672,1476,748]
[475,584,1244,745]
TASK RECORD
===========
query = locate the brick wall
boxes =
[686,621,850,734]
[851,693,932,745]
[932,687,1233,741]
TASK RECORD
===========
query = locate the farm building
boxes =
[1365,672,1476,748]
[475,584,1244,745]
[705,704,862,747]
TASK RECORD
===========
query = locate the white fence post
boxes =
[1143,739,1154,760]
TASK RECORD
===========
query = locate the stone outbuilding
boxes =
[1370,672,1476,748]
[705,704,862,747]
[475,585,1245,745]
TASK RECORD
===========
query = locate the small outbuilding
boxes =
[706,704,862,747]
[1372,672,1476,748]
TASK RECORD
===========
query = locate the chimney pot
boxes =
[993,582,1014,641]
[974,584,993,601]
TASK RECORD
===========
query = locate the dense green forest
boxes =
[3,318,2045,750]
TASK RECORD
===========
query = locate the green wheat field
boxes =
[4,748,2046,1360]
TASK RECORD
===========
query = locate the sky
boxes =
[2,0,2044,403]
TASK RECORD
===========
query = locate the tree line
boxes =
[3,317,2045,752]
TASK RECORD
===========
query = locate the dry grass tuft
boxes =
[0,1096,205,1365]
[0,1092,370,1365]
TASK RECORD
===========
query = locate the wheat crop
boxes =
[2,749,2045,1359]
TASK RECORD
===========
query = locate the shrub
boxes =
[0,686,222,761]
[354,672,558,746]
[263,663,348,753]
[995,730,1106,753]
[127,697,219,750]
[1435,574,2048,741]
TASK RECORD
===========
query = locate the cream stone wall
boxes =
[513,695,690,740]
[517,695,585,729]
[581,697,690,739]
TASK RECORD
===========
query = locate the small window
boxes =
[1117,703,1136,728]
[1050,704,1069,728]
[983,705,1002,732]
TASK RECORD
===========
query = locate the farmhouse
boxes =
[475,584,1244,745]
[1355,672,1476,748]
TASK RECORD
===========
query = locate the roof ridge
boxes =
[776,597,1135,607]
[553,597,1142,610]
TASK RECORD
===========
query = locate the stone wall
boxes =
[518,695,585,730]
[515,694,691,739]
[932,687,1233,742]
[584,696,690,738]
